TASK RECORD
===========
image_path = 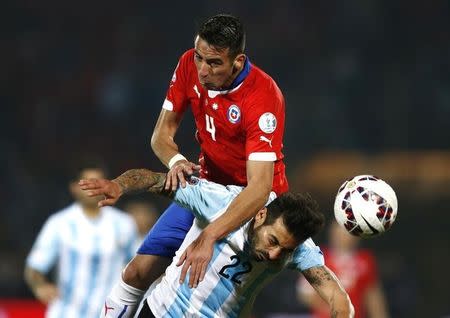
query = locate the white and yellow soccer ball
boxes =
[334,175,398,237]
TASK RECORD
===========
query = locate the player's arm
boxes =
[364,283,390,318]
[24,266,59,305]
[151,109,200,190]
[202,160,272,238]
[151,109,183,167]
[297,275,328,311]
[79,169,169,207]
[302,265,354,318]
[177,160,273,287]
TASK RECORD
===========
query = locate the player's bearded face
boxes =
[248,216,298,262]
[194,36,239,90]
[247,225,270,262]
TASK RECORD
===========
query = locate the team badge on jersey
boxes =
[227,105,241,124]
[258,112,277,133]
[187,176,199,185]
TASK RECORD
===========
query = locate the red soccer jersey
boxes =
[162,49,288,195]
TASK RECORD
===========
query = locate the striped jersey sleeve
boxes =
[26,214,60,273]
[287,238,324,271]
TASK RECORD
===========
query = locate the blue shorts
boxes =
[137,202,194,257]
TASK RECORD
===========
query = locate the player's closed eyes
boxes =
[268,236,277,246]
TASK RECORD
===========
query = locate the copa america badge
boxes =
[258,112,277,133]
[227,105,241,124]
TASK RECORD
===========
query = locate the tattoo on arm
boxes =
[113,169,167,195]
[302,266,334,287]
[303,266,351,317]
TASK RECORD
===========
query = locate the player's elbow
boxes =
[332,291,354,318]
[150,131,159,152]
[150,131,167,157]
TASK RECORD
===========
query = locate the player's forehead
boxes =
[79,168,105,180]
[194,36,230,60]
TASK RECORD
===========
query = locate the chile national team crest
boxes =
[227,105,241,124]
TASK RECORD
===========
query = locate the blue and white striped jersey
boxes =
[26,203,138,318]
[147,178,324,317]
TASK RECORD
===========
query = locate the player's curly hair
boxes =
[265,192,325,243]
[197,14,246,58]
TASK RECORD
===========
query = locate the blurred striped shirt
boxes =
[26,203,138,318]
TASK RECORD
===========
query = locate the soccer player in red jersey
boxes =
[99,14,289,317]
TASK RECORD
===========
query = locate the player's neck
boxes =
[81,204,101,218]
[221,57,251,91]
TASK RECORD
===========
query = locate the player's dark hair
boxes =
[197,14,246,58]
[265,192,325,243]
[67,155,109,181]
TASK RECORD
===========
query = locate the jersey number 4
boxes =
[219,255,253,285]
[205,114,216,141]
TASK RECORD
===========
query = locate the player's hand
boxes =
[34,283,59,304]
[176,231,215,288]
[78,178,122,207]
[165,160,201,191]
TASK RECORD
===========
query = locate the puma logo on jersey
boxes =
[193,85,200,98]
[259,136,273,147]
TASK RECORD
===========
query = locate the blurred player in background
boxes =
[24,160,138,318]
[100,13,289,317]
[80,168,354,317]
[123,200,159,248]
[297,221,389,318]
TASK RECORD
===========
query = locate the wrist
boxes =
[111,179,125,195]
[167,153,187,169]
[202,226,222,241]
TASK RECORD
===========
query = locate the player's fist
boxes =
[165,160,201,191]
[78,178,122,207]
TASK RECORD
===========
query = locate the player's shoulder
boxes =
[49,203,78,221]
[300,238,320,250]
[176,176,240,201]
[239,63,284,110]
[183,176,231,192]
[181,48,195,60]
[102,206,134,222]
[248,64,283,94]
[177,49,195,68]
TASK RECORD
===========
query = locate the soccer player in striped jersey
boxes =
[25,161,138,318]
[80,169,354,317]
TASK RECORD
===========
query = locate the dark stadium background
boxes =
[1,1,449,317]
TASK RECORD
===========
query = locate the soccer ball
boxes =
[334,175,398,237]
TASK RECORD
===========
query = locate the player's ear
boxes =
[232,54,246,72]
[254,207,268,227]
[68,180,79,197]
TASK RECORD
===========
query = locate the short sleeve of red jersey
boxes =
[162,50,193,114]
[242,82,285,161]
